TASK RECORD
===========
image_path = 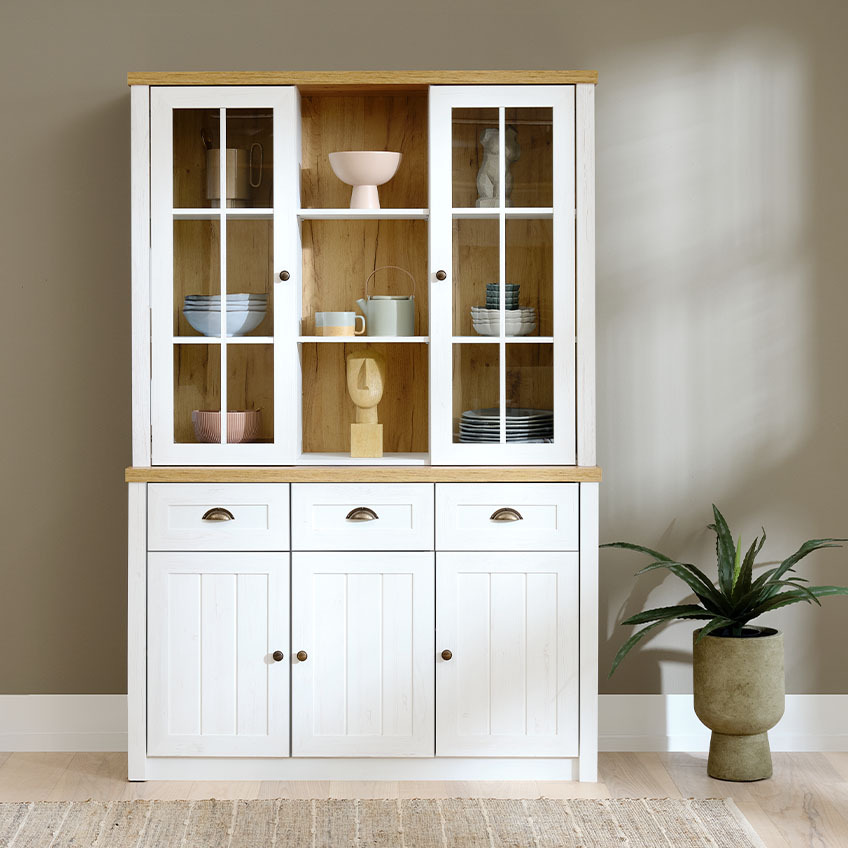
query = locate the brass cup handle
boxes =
[441,650,453,661]
[490,507,523,522]
[202,507,235,522]
[296,650,308,662]
[272,650,284,662]
[345,507,379,522]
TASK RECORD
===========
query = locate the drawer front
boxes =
[148,483,290,551]
[291,483,434,550]
[436,483,579,551]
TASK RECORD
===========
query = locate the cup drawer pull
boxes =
[345,506,379,522]
[202,507,235,522]
[490,507,523,522]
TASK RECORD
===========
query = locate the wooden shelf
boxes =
[299,209,428,221]
[452,207,554,220]
[451,336,555,343]
[172,337,274,344]
[126,465,603,482]
[173,208,274,220]
[298,336,427,344]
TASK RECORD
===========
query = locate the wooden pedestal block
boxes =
[350,423,383,458]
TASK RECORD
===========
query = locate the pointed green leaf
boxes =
[753,585,848,615]
[770,539,846,584]
[608,619,667,677]
[731,535,761,604]
[694,616,734,642]
[601,541,674,562]
[622,604,711,626]
[709,505,736,597]
[732,535,742,589]
[633,561,726,612]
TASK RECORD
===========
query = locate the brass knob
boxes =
[345,506,379,521]
[435,270,447,281]
[441,649,452,661]
[279,270,290,281]
[296,650,308,662]
[272,650,284,662]
[490,507,523,522]
[202,507,234,522]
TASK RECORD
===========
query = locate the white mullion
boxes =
[498,106,506,444]
[219,107,228,444]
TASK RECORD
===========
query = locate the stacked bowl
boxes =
[486,282,520,308]
[183,293,268,337]
[471,307,536,336]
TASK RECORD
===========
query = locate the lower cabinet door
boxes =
[147,552,290,757]
[292,552,435,756]
[436,552,579,757]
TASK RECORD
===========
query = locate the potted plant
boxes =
[604,506,847,781]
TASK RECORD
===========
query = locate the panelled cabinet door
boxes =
[150,86,299,465]
[292,552,435,756]
[147,552,290,757]
[429,86,576,465]
[436,552,578,756]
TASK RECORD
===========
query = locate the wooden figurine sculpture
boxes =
[346,348,386,458]
[476,125,521,207]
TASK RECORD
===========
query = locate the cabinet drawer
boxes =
[148,484,290,551]
[291,483,434,550]
[436,483,579,551]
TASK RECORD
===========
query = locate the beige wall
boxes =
[1,0,846,694]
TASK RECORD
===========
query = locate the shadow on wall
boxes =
[597,28,848,694]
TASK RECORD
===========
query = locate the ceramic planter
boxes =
[693,627,784,781]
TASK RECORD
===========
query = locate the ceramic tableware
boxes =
[315,311,366,336]
[356,265,416,337]
[328,151,402,209]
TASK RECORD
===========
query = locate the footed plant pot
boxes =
[693,627,784,781]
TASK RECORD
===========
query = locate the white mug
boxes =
[315,311,365,337]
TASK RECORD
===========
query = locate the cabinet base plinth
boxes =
[133,756,585,782]
[350,423,383,457]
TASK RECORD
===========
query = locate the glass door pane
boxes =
[171,106,274,446]
[505,344,554,443]
[453,344,500,444]
[504,107,552,208]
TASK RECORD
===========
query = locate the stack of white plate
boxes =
[183,293,268,337]
[458,407,553,443]
[471,307,536,336]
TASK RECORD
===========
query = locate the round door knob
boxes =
[279,270,290,281]
[272,650,284,662]
[435,270,447,281]
[296,650,308,662]
[441,649,453,661]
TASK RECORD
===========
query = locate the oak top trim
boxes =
[125,466,602,483]
[126,70,599,87]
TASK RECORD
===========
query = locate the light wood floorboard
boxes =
[1,752,847,846]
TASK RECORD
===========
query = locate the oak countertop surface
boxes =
[125,466,602,483]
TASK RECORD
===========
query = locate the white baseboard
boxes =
[0,695,127,752]
[599,694,848,752]
[1,694,846,753]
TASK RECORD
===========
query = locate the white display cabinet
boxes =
[127,70,599,783]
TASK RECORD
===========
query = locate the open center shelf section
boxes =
[300,342,428,458]
[300,93,428,211]
[300,218,428,338]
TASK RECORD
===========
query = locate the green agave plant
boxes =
[604,505,848,676]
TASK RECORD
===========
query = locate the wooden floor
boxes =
[0,752,846,846]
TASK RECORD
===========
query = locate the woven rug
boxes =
[0,798,766,847]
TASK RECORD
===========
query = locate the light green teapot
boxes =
[356,266,416,337]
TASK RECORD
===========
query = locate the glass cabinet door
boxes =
[150,87,299,464]
[429,86,575,465]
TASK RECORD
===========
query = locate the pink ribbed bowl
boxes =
[191,410,261,443]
